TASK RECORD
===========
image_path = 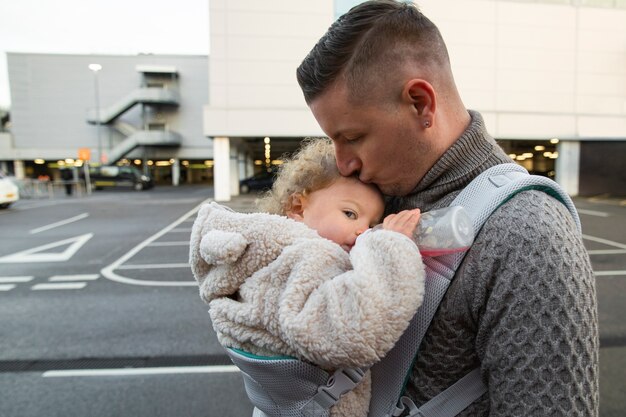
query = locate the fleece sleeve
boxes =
[277,230,425,369]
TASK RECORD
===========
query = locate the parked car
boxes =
[239,168,278,193]
[0,172,19,208]
[86,166,153,191]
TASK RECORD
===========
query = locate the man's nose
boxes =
[334,146,361,177]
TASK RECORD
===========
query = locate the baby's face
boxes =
[298,177,384,252]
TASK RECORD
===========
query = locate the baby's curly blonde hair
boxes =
[258,137,341,215]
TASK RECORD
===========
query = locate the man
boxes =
[296,1,599,416]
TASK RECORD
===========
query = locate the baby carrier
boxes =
[224,163,581,417]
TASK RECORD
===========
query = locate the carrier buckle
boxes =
[301,368,366,417]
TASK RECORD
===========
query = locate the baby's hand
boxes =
[382,209,421,240]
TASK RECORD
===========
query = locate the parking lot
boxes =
[0,186,624,416]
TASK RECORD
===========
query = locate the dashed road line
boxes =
[0,276,34,283]
[582,234,626,250]
[32,282,88,290]
[43,365,239,377]
[116,263,190,270]
[29,213,89,234]
[595,270,626,277]
[147,241,189,247]
[588,249,626,255]
[577,209,609,217]
[0,284,16,291]
[48,274,100,282]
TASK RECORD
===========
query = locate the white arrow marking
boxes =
[0,233,94,263]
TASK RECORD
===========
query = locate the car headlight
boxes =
[141,175,149,181]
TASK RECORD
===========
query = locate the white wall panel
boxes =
[576,96,626,115]
[206,0,626,141]
[496,113,576,138]
[578,116,626,137]
[204,107,323,137]
[496,92,576,113]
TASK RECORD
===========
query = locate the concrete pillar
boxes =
[214,137,231,201]
[555,140,580,197]
[171,158,180,186]
[238,150,247,185]
[230,146,240,197]
[14,160,25,179]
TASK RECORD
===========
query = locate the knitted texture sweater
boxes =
[387,111,599,416]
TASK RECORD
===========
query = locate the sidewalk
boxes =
[219,192,265,213]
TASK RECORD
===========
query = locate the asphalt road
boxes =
[0,186,624,417]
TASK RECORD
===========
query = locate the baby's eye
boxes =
[343,210,357,219]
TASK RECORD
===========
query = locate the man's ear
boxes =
[402,79,436,120]
[286,193,306,221]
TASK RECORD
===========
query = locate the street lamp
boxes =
[88,63,102,165]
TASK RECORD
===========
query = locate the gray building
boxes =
[2,53,211,185]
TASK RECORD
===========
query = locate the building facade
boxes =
[205,0,626,200]
[3,53,209,185]
[3,1,624,198]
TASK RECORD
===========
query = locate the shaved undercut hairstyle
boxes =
[296,0,451,105]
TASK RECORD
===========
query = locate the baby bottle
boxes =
[413,206,474,257]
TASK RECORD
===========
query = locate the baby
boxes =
[190,138,425,417]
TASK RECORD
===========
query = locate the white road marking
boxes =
[100,199,211,287]
[0,233,94,263]
[49,274,100,282]
[0,276,34,283]
[147,241,189,247]
[582,234,626,250]
[0,284,16,291]
[42,365,239,377]
[116,263,190,270]
[587,249,626,255]
[29,213,89,234]
[594,270,626,277]
[577,209,609,217]
[32,282,87,290]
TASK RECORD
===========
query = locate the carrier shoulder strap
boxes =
[369,163,580,417]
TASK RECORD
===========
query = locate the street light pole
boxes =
[88,63,102,165]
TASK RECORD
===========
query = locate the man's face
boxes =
[309,82,433,196]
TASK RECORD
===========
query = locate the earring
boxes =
[424,120,431,128]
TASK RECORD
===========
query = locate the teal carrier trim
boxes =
[225,164,581,417]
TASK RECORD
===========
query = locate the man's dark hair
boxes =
[296,0,450,104]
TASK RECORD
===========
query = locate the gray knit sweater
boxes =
[387,111,599,416]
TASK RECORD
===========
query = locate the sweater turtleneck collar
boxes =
[387,110,512,213]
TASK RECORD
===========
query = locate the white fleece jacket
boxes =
[189,202,425,417]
